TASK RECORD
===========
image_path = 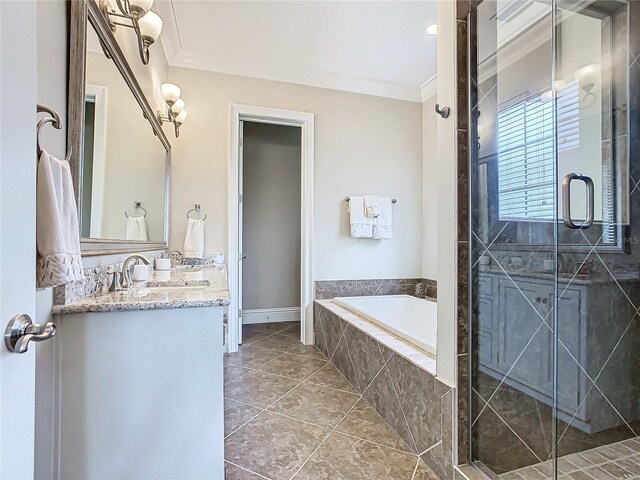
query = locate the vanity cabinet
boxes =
[477,271,639,433]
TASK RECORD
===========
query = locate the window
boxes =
[497,81,580,221]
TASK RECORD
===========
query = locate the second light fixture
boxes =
[159,83,188,138]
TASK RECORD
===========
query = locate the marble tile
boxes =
[224,363,252,384]
[258,353,327,381]
[224,370,299,408]
[330,334,362,392]
[322,308,347,360]
[252,334,302,353]
[224,462,265,480]
[286,344,327,361]
[363,363,417,452]
[224,398,262,437]
[386,354,441,454]
[314,303,330,357]
[306,363,358,394]
[278,323,301,339]
[225,411,328,480]
[293,432,418,480]
[224,345,282,370]
[344,324,387,392]
[335,398,413,452]
[314,278,424,300]
[414,459,441,480]
[268,382,360,429]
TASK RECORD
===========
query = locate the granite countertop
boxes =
[478,267,640,285]
[52,264,230,315]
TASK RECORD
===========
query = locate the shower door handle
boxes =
[562,173,594,230]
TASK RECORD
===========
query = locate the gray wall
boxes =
[242,122,302,310]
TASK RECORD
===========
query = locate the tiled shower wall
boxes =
[314,301,454,479]
[315,278,437,300]
[455,0,481,467]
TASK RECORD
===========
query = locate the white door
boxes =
[0,2,38,478]
[238,120,244,343]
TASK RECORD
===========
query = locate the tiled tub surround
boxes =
[315,278,437,300]
[51,264,230,314]
[314,300,455,480]
[224,321,439,480]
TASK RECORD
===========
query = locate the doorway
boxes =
[227,104,315,353]
[241,121,302,335]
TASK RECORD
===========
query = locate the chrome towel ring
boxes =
[187,203,207,221]
[125,201,147,218]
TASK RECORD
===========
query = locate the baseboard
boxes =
[242,307,300,325]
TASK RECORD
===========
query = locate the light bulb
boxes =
[128,0,154,17]
[425,24,438,37]
[171,98,185,116]
[138,10,162,42]
[575,64,600,93]
[161,83,181,105]
[174,109,187,125]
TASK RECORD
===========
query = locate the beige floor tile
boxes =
[242,329,271,345]
[335,398,412,452]
[253,334,303,352]
[583,465,617,479]
[225,370,300,408]
[224,398,262,437]
[224,363,252,384]
[225,411,328,480]
[269,382,360,429]
[413,459,439,479]
[278,324,301,339]
[287,344,328,361]
[598,461,635,479]
[293,432,418,480]
[258,353,327,381]
[305,363,358,394]
[224,462,266,479]
[225,345,282,369]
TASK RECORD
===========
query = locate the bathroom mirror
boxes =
[473,0,629,251]
[68,0,170,255]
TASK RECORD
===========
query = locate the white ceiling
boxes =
[154,1,438,102]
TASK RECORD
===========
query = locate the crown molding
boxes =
[420,74,437,102]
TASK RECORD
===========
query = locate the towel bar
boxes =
[36,104,72,161]
[345,197,397,204]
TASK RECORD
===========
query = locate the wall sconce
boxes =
[99,0,163,65]
[158,83,187,138]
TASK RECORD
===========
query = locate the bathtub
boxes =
[333,295,437,356]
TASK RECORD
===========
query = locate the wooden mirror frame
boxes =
[68,0,171,256]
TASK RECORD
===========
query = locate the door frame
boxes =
[228,104,315,352]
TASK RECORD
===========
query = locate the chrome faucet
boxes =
[121,254,151,290]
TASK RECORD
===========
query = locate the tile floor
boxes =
[223,321,440,480]
[499,437,640,479]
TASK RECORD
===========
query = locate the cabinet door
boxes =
[497,278,553,394]
[555,288,583,415]
[478,274,497,368]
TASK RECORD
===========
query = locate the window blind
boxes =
[497,81,580,221]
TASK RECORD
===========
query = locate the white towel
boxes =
[126,215,148,241]
[348,196,373,238]
[184,218,205,259]
[364,195,381,218]
[36,150,84,287]
[373,197,393,240]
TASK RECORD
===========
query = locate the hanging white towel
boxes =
[364,195,381,218]
[373,197,393,240]
[126,215,148,241]
[348,196,373,238]
[184,218,205,259]
[36,150,84,288]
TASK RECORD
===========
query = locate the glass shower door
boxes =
[469,0,637,478]
[469,0,558,476]
[554,1,639,478]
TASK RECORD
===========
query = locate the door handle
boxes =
[562,173,594,230]
[5,314,56,354]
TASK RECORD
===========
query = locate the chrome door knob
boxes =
[5,314,56,354]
